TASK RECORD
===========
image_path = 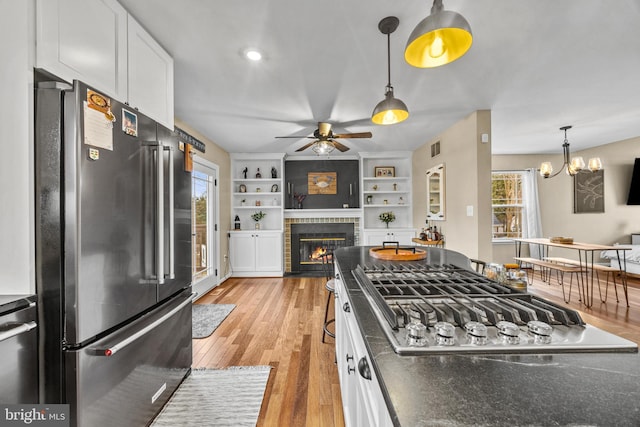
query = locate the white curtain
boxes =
[522,168,543,258]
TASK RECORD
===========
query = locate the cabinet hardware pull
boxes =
[358,357,372,380]
[347,366,356,375]
[343,302,350,312]
[346,354,354,362]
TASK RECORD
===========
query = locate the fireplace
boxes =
[291,223,354,272]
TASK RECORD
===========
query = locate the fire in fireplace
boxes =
[291,223,354,272]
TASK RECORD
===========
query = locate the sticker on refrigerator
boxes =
[88,148,100,161]
[87,89,116,123]
[122,109,138,137]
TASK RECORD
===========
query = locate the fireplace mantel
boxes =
[284,208,363,220]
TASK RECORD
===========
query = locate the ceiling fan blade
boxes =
[332,132,373,139]
[295,141,316,152]
[332,140,350,152]
[275,136,315,139]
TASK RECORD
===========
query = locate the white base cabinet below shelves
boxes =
[229,231,283,277]
[362,229,416,246]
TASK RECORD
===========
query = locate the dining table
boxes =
[512,237,631,307]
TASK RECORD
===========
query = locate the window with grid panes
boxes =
[491,172,524,241]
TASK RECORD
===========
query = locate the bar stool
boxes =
[321,252,335,343]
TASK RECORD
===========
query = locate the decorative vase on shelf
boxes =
[298,201,303,209]
[255,222,260,230]
[385,222,389,228]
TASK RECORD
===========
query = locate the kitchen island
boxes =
[333,246,640,427]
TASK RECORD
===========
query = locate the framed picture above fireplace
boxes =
[308,172,337,195]
[374,166,395,177]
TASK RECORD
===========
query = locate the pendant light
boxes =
[539,126,603,179]
[372,16,409,125]
[405,0,472,68]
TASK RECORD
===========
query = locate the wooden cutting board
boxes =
[369,246,427,261]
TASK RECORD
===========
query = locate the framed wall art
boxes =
[574,170,604,213]
[374,166,395,177]
[308,172,337,195]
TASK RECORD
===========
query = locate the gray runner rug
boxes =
[192,304,235,339]
[151,366,272,427]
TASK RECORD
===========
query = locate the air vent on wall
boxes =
[430,141,441,158]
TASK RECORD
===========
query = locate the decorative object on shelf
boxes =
[271,184,278,192]
[574,170,604,214]
[367,195,373,204]
[271,167,277,178]
[242,167,248,179]
[383,199,388,205]
[241,199,246,206]
[399,196,404,205]
[251,211,266,230]
[539,126,603,179]
[293,192,307,209]
[234,215,241,230]
[372,16,409,125]
[255,168,262,178]
[255,200,261,206]
[308,172,337,195]
[272,198,278,206]
[239,184,247,193]
[379,211,396,228]
[375,166,395,177]
[372,185,378,191]
[393,183,398,191]
[256,187,261,193]
[404,0,473,69]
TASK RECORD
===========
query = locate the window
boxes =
[492,172,524,240]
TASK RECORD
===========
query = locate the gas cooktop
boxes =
[352,263,638,355]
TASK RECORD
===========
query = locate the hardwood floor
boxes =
[193,277,345,427]
[192,273,640,427]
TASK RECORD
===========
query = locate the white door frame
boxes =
[192,156,220,299]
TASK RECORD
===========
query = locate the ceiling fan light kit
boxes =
[539,125,603,179]
[372,16,409,125]
[405,0,473,68]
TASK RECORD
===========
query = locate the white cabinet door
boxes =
[255,233,282,272]
[363,230,415,246]
[36,0,128,101]
[127,15,174,129]
[229,233,256,272]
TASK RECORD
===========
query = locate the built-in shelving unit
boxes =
[230,153,285,231]
[229,153,285,277]
[359,152,415,244]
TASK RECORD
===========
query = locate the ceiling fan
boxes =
[276,122,372,153]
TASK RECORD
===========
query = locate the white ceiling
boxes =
[118,0,640,157]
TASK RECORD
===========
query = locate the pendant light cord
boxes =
[386,32,392,91]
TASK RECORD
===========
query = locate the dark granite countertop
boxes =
[0,294,36,316]
[334,246,640,427]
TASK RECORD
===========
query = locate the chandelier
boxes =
[539,126,603,178]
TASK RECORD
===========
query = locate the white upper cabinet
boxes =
[36,0,174,128]
[36,0,128,101]
[127,15,174,129]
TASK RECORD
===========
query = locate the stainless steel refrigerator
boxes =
[35,79,192,426]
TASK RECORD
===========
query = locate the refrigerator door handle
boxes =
[90,293,195,357]
[155,145,165,285]
[0,321,37,343]
[165,146,175,280]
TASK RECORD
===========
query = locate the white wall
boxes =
[0,0,35,294]
[492,136,640,264]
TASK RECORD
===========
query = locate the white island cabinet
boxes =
[334,264,393,427]
[229,231,283,277]
[36,0,174,128]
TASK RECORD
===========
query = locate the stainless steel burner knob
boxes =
[496,321,521,345]
[527,320,553,344]
[464,321,488,345]
[406,321,428,346]
[434,321,456,346]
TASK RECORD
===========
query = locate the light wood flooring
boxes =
[193,273,640,427]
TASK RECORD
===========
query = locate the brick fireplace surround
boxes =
[284,216,360,273]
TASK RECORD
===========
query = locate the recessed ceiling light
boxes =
[245,49,262,61]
